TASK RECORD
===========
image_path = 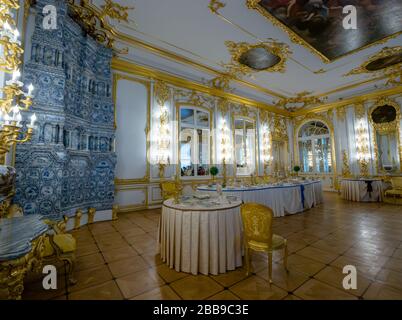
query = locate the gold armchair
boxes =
[255,176,266,185]
[43,216,77,285]
[160,181,182,201]
[263,175,274,184]
[384,177,402,205]
[241,203,288,284]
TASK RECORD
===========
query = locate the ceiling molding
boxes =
[344,46,402,77]
[111,58,291,116]
[112,26,400,104]
[67,0,133,53]
[78,1,286,99]
[274,91,327,112]
[112,57,402,120]
[293,86,402,117]
[316,74,395,98]
[86,1,400,104]
[111,29,290,99]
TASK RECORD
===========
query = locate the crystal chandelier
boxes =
[0,0,36,158]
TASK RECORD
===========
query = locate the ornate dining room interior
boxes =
[0,0,402,301]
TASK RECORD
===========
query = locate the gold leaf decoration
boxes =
[208,0,226,14]
[154,80,170,106]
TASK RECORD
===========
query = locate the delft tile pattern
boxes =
[14,0,116,219]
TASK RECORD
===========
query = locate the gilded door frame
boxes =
[293,114,337,186]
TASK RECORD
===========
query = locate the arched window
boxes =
[298,121,332,173]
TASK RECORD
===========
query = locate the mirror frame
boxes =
[176,103,214,179]
[368,98,402,173]
[232,116,258,177]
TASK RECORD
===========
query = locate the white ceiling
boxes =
[92,0,402,108]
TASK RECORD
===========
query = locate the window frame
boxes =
[297,121,332,174]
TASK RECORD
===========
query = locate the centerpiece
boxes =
[293,165,301,176]
[210,166,219,185]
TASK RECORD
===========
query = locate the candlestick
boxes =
[11,105,20,120]
[13,28,19,42]
[16,113,22,126]
[3,21,11,30]
[27,84,34,96]
[0,0,35,155]
[12,69,20,81]
[29,113,37,127]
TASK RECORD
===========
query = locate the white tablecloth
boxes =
[197,181,323,217]
[341,179,384,202]
[159,199,243,275]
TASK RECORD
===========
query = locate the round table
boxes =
[341,178,384,202]
[159,198,243,275]
[197,180,323,217]
[0,215,49,299]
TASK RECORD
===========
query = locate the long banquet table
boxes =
[340,178,384,202]
[197,180,323,217]
[160,197,243,275]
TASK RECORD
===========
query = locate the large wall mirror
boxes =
[369,99,401,173]
[234,117,256,176]
[178,105,212,177]
[272,140,287,174]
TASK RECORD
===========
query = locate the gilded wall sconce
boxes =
[0,1,36,159]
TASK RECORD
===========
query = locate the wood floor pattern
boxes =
[17,193,402,300]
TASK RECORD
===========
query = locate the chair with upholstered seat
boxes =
[263,175,275,184]
[384,177,402,205]
[43,216,77,285]
[255,176,266,185]
[161,180,183,201]
[240,203,288,284]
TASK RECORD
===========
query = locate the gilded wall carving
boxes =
[173,89,215,109]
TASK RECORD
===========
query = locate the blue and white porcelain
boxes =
[14,0,116,219]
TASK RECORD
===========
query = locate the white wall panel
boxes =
[150,185,163,203]
[115,77,149,180]
[115,187,147,210]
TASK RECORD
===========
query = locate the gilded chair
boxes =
[43,216,77,285]
[160,181,182,201]
[263,176,273,184]
[384,177,402,205]
[161,181,176,200]
[255,176,265,185]
[240,203,288,284]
